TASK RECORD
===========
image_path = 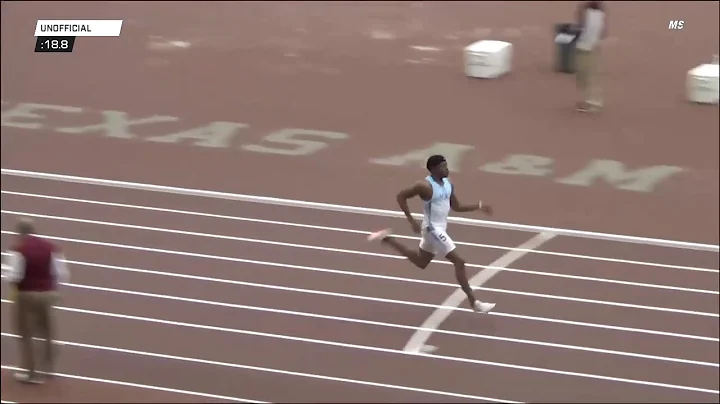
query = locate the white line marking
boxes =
[0,365,262,403]
[3,207,716,292]
[0,334,518,403]
[5,190,714,274]
[409,45,443,52]
[2,229,716,318]
[404,233,553,353]
[369,30,396,40]
[3,259,715,343]
[0,299,704,367]
[3,278,715,367]
[405,59,432,65]
[1,229,716,318]
[419,345,439,354]
[2,168,716,251]
[1,330,715,396]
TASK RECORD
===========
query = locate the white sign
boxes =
[34,20,123,37]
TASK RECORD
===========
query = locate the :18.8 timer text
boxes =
[35,36,76,52]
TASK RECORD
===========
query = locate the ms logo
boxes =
[668,20,684,30]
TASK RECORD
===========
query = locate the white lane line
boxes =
[3,277,715,367]
[0,334,518,403]
[0,365,261,403]
[3,261,716,342]
[3,168,716,252]
[409,45,443,51]
[1,230,717,318]
[1,210,718,296]
[1,328,716,396]
[3,190,717,275]
[404,233,553,353]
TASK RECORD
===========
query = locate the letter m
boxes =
[556,160,684,192]
[668,20,684,30]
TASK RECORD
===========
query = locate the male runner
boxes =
[367,155,496,313]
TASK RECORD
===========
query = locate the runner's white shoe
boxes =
[367,228,393,241]
[473,301,496,313]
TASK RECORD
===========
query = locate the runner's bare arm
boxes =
[450,187,493,215]
[396,181,431,226]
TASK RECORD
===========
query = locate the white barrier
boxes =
[1,168,718,252]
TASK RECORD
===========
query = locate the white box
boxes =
[686,63,719,104]
[463,40,513,79]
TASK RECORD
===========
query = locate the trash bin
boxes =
[554,23,581,73]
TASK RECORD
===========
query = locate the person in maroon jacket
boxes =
[2,217,70,384]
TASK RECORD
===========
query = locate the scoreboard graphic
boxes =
[34,20,123,53]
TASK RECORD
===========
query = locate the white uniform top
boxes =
[575,8,605,51]
[421,175,452,232]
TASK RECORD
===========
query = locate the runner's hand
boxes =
[408,219,422,234]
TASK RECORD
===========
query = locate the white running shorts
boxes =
[419,228,456,256]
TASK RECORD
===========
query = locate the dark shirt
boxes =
[6,235,68,291]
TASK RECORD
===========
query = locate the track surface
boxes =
[1,1,719,403]
[0,176,718,403]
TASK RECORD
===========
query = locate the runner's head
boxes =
[426,155,449,178]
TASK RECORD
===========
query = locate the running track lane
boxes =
[1,179,719,403]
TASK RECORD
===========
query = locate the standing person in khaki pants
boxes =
[574,0,607,112]
[2,218,70,384]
